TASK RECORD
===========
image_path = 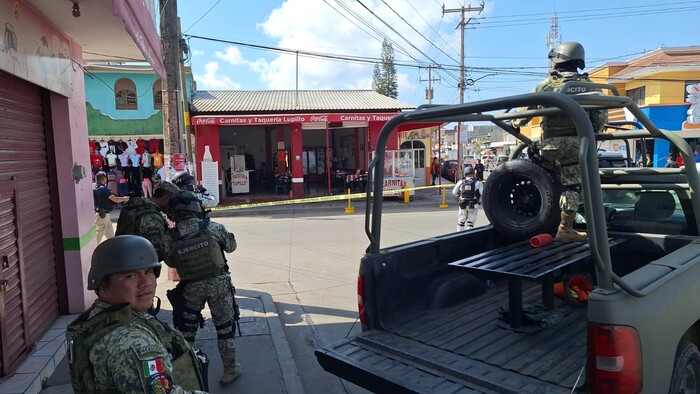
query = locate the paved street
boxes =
[220,197,491,393]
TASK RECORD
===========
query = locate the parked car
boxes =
[440,160,459,182]
[494,155,509,167]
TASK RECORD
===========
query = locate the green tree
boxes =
[371,39,398,98]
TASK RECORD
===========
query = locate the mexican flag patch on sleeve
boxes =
[143,358,164,377]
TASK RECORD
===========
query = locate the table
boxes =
[448,238,626,327]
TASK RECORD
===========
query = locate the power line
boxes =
[183,0,222,33]
[381,0,460,65]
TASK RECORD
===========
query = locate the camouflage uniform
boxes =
[164,216,239,382]
[116,197,167,259]
[534,70,607,213]
[68,300,206,393]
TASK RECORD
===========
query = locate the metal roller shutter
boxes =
[0,71,58,376]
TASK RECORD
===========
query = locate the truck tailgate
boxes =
[315,330,571,394]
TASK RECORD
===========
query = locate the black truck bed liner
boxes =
[317,282,586,393]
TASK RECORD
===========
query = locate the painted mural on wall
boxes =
[0,0,71,96]
[683,82,700,130]
[86,103,163,136]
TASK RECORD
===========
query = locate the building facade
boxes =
[0,0,162,376]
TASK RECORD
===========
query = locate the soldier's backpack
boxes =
[115,201,162,236]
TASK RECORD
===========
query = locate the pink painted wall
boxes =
[195,124,221,194]
[50,40,96,313]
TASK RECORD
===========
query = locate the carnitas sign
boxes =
[192,113,398,126]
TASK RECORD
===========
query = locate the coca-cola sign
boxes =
[191,113,400,126]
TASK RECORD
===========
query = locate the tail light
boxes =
[587,323,642,394]
[357,275,367,326]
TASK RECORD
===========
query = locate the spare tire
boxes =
[483,159,562,240]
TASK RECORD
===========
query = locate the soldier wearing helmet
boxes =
[66,235,206,393]
[452,165,483,231]
[172,170,217,209]
[115,181,181,261]
[514,41,607,242]
[164,193,241,386]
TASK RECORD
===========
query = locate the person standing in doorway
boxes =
[452,166,483,231]
[93,172,129,243]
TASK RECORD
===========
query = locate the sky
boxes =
[175,0,700,107]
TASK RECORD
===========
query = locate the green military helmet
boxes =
[87,235,161,290]
[155,180,181,195]
[548,41,585,69]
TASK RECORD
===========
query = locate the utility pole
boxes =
[443,2,484,170]
[178,18,195,179]
[160,0,182,176]
[419,65,440,105]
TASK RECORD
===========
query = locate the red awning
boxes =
[112,0,165,79]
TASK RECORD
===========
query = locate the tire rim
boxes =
[494,174,543,225]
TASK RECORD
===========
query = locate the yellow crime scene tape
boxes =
[209,183,455,211]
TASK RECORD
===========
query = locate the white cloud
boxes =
[252,0,449,101]
[215,46,247,65]
[191,50,205,56]
[193,61,242,90]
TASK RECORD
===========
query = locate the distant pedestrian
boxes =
[694,147,700,163]
[665,157,679,168]
[430,157,440,185]
[452,166,483,231]
[93,172,129,243]
[474,159,485,181]
[66,235,206,393]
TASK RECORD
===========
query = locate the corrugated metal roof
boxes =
[190,90,416,114]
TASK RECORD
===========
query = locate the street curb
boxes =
[239,289,305,394]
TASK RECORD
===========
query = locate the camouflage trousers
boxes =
[540,136,581,213]
[181,274,236,365]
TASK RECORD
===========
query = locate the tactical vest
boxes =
[115,201,162,236]
[170,220,226,280]
[67,303,204,393]
[539,71,608,138]
[460,178,479,202]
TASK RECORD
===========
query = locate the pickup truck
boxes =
[315,83,700,393]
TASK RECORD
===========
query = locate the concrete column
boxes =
[290,122,304,196]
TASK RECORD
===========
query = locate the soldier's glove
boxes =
[528,143,543,165]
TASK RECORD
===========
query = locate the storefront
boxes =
[190,90,433,199]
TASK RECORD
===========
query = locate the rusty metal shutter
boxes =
[0,71,58,376]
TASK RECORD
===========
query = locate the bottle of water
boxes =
[540,313,560,328]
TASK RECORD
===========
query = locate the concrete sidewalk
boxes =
[0,279,303,394]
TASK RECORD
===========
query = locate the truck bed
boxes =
[317,281,585,393]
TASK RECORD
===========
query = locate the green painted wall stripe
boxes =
[63,226,96,251]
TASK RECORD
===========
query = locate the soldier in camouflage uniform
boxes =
[66,235,206,393]
[515,42,607,242]
[164,193,240,386]
[116,181,181,260]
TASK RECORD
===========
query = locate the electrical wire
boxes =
[381,0,460,65]
[183,0,222,33]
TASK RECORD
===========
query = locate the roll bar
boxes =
[365,82,700,296]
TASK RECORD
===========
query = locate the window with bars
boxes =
[153,79,162,110]
[115,78,137,110]
[626,86,645,106]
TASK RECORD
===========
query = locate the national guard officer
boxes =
[164,194,240,386]
[513,41,607,242]
[452,166,483,231]
[115,181,181,260]
[66,235,206,393]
